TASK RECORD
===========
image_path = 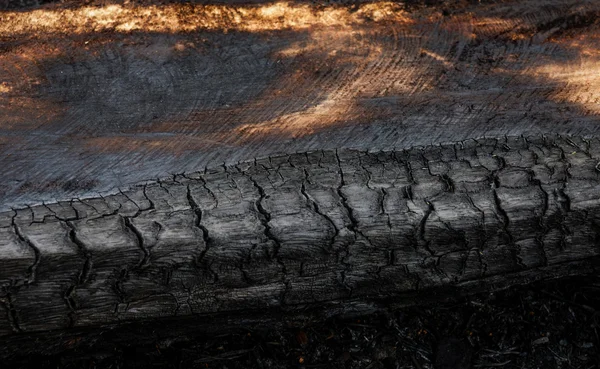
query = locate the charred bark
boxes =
[0,134,599,357]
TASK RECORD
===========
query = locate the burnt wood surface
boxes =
[0,0,599,210]
[2,134,600,357]
[2,0,600,359]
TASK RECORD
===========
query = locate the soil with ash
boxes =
[4,275,600,369]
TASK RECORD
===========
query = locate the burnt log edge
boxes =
[1,133,600,358]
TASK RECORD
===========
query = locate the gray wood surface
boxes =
[1,135,600,341]
[1,0,599,210]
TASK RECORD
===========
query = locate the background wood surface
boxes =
[1,0,599,211]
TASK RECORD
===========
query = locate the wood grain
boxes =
[2,0,600,358]
[0,0,599,210]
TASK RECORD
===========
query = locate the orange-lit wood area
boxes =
[1,0,599,208]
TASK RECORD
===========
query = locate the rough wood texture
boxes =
[1,0,600,210]
[1,135,600,354]
[2,0,600,358]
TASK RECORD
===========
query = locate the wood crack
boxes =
[10,211,40,285]
[63,221,93,326]
[417,200,435,257]
[123,216,151,270]
[300,182,336,254]
[0,135,598,340]
[186,184,216,282]
[491,187,524,269]
[242,168,289,302]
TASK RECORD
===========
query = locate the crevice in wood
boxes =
[246,172,282,259]
[0,135,598,344]
[334,150,374,247]
[491,186,524,269]
[440,174,455,193]
[123,216,151,270]
[300,182,336,255]
[242,168,289,303]
[417,200,435,257]
[554,188,572,253]
[381,188,393,232]
[141,185,156,212]
[334,150,359,296]
[10,211,40,286]
[185,184,216,282]
[63,221,93,324]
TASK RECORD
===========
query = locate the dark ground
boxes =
[4,274,600,369]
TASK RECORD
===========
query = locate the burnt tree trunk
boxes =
[2,0,600,359]
[1,135,600,357]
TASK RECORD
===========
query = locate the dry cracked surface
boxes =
[2,1,600,366]
[1,135,600,344]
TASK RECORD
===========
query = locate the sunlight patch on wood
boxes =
[531,31,600,114]
[419,49,453,68]
[0,83,11,94]
[0,47,65,129]
[533,59,600,114]
[231,23,435,139]
[235,96,354,137]
[554,32,600,57]
[0,1,413,37]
